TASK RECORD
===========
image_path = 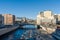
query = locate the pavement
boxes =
[0,26,19,36]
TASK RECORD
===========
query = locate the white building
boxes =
[37,10,54,25]
[37,14,41,25]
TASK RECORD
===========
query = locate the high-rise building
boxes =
[43,11,52,18]
[37,10,54,25]
[0,14,3,26]
[40,10,54,19]
[3,14,15,25]
[37,14,40,25]
[37,13,44,25]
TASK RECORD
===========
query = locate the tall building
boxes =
[44,11,52,18]
[0,14,3,26]
[37,10,54,25]
[57,14,60,21]
[40,10,54,19]
[37,14,40,25]
[3,14,15,25]
[37,13,43,25]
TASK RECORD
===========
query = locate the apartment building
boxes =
[3,14,15,25]
[44,11,52,18]
[37,10,54,25]
[40,10,54,19]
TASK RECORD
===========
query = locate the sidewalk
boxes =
[0,26,19,36]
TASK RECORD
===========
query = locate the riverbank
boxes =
[0,25,57,40]
[0,26,19,36]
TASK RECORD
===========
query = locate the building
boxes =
[44,11,52,18]
[3,14,15,25]
[15,17,23,21]
[54,14,60,24]
[37,10,54,25]
[54,14,58,24]
[37,14,41,25]
[54,14,58,19]
[15,17,23,24]
[26,18,35,24]
[0,14,4,26]
[40,10,54,19]
[57,14,60,21]
[22,17,26,23]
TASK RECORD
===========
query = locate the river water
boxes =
[0,25,37,40]
[0,25,56,40]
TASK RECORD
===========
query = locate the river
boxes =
[0,25,37,40]
[0,25,56,40]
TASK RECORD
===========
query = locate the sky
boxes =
[0,0,60,19]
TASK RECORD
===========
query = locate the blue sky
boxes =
[0,0,60,19]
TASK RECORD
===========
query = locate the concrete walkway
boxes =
[0,26,19,36]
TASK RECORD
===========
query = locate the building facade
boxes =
[37,10,54,25]
[37,14,41,25]
[54,14,60,24]
[0,14,3,26]
[43,11,52,18]
[3,14,15,25]
[58,14,60,21]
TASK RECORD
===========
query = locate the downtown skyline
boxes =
[0,0,60,19]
